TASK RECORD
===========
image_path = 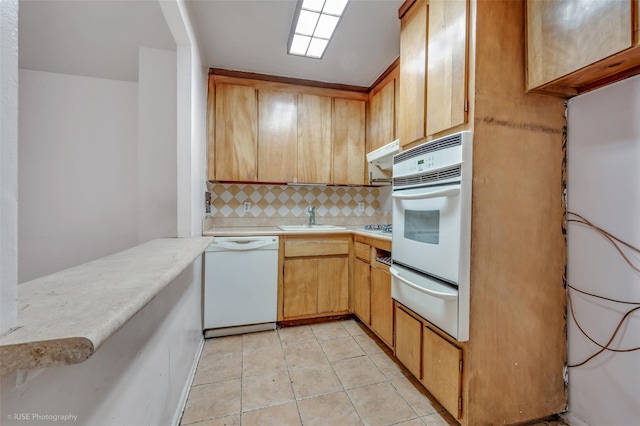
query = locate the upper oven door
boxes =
[392,183,462,284]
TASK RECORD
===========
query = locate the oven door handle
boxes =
[389,267,457,301]
[391,187,460,200]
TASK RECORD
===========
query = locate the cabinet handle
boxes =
[389,267,457,301]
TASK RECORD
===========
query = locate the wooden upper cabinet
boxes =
[208,74,368,184]
[368,72,398,152]
[527,0,640,97]
[258,89,297,182]
[399,0,428,147]
[297,94,333,183]
[426,0,467,137]
[214,84,258,181]
[333,98,366,185]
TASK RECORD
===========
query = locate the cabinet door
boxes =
[317,257,349,314]
[258,89,297,182]
[527,1,634,91]
[395,305,423,379]
[369,78,396,152]
[215,84,258,181]
[283,258,318,318]
[298,94,332,183]
[370,267,393,348]
[399,0,428,147]
[353,258,371,324]
[333,98,365,185]
[426,0,467,137]
[423,326,462,418]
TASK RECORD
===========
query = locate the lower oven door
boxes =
[392,183,462,283]
[390,264,460,340]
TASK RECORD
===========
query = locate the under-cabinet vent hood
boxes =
[366,139,400,185]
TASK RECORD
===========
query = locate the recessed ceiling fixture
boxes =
[288,0,350,59]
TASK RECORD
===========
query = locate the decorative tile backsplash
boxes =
[207,183,391,223]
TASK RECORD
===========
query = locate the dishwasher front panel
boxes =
[203,236,279,337]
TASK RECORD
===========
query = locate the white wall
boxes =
[1,256,203,426]
[138,47,178,243]
[565,75,640,425]
[18,70,139,283]
[160,0,208,238]
[0,0,19,333]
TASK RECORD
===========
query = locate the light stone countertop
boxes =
[203,225,392,242]
[0,237,213,374]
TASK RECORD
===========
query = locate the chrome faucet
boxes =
[307,206,316,226]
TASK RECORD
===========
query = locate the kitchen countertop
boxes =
[0,237,213,374]
[203,225,392,242]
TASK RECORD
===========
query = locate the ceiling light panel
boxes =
[288,0,349,58]
[296,10,320,36]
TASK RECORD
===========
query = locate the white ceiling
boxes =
[19,0,402,87]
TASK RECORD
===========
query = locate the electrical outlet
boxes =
[243,202,251,212]
[358,202,365,212]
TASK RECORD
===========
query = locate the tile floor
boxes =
[179,319,567,426]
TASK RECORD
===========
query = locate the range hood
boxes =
[366,139,400,185]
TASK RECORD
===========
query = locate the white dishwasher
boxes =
[204,236,279,338]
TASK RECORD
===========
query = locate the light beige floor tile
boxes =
[341,320,369,336]
[320,336,366,361]
[422,411,458,425]
[310,321,351,341]
[394,419,426,426]
[297,391,363,426]
[242,346,286,377]
[282,340,328,368]
[201,335,242,357]
[181,414,240,426]
[332,355,387,389]
[348,381,418,426]
[278,325,316,347]
[180,380,241,424]
[241,369,295,412]
[193,352,242,385]
[289,363,343,399]
[242,330,281,352]
[240,402,302,426]
[391,376,442,417]
[353,333,388,355]
[369,351,409,380]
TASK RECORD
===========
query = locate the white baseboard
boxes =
[171,337,205,426]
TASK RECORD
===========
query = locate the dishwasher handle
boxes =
[209,236,279,251]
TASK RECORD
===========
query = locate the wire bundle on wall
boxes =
[566,212,640,368]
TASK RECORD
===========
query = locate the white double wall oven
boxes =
[390,131,473,341]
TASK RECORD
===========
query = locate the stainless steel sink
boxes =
[278,224,347,231]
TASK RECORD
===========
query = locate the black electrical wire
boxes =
[566,212,640,367]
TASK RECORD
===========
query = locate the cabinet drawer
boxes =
[284,238,349,257]
[354,242,371,262]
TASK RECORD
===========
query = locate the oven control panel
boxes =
[392,131,472,184]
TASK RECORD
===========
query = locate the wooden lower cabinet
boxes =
[395,303,464,419]
[352,236,393,349]
[353,258,371,324]
[317,257,349,314]
[281,236,350,321]
[394,305,423,379]
[370,266,393,347]
[422,325,462,418]
[283,258,318,318]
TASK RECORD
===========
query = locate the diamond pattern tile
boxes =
[209,184,384,219]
